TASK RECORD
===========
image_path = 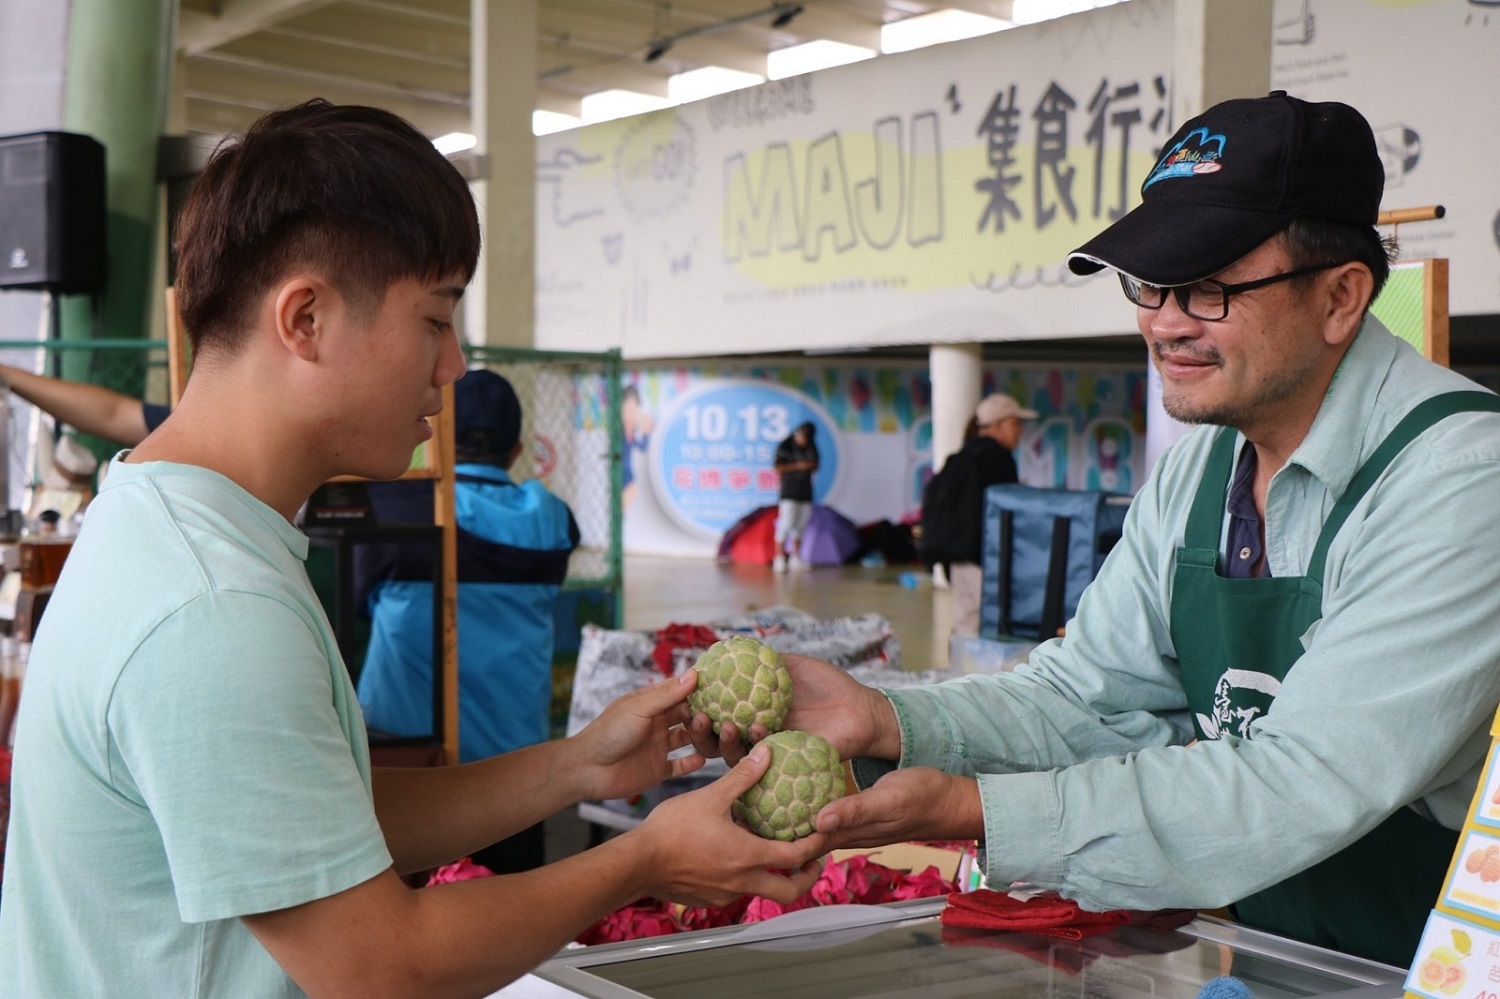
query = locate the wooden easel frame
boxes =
[1374,205,1449,367]
[165,287,462,765]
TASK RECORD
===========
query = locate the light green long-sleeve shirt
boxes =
[865,319,1500,913]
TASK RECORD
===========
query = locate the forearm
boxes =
[256,746,829,999]
[249,834,659,999]
[373,740,587,873]
[403,835,657,995]
[0,363,149,445]
[982,462,1500,912]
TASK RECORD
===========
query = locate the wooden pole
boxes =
[433,381,461,767]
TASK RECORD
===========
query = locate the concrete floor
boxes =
[622,554,952,670]
[544,553,951,864]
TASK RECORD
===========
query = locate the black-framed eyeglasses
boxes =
[1119,263,1343,321]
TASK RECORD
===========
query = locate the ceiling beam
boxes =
[778,6,885,50]
[345,0,469,26]
[658,34,770,77]
[535,84,584,118]
[217,32,468,95]
[552,60,672,99]
[276,5,469,60]
[257,24,467,68]
[178,0,336,55]
[180,54,470,134]
[933,0,1016,19]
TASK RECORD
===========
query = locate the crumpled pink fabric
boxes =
[576,855,957,944]
[425,857,497,886]
[741,855,954,923]
[577,899,682,946]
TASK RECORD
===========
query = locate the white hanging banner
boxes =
[535,2,1176,358]
[536,0,1500,361]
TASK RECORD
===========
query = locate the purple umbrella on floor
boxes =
[799,505,862,566]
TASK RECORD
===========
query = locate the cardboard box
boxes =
[831,841,971,882]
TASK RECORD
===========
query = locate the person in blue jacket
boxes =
[354,367,579,874]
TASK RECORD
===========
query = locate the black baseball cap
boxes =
[1067,92,1383,286]
[454,368,522,460]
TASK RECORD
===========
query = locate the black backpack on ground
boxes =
[918,448,983,566]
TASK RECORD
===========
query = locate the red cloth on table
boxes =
[651,624,720,677]
[941,888,1195,941]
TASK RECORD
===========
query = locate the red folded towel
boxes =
[651,624,720,677]
[942,888,1195,941]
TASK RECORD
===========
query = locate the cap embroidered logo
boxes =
[1144,128,1227,190]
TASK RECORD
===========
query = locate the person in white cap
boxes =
[924,393,1037,635]
[693,92,1500,967]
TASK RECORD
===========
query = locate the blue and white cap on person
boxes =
[1067,90,1384,286]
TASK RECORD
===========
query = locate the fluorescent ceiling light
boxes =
[881,9,1012,54]
[580,89,677,124]
[767,39,875,81]
[432,131,476,155]
[669,66,765,104]
[532,110,582,136]
[1011,0,1123,26]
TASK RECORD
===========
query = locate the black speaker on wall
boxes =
[0,131,106,295]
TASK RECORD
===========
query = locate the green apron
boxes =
[1169,391,1500,967]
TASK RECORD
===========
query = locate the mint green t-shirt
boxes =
[0,459,392,998]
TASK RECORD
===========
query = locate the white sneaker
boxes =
[772,553,787,573]
[788,554,810,571]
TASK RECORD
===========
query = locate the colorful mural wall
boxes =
[609,360,1146,557]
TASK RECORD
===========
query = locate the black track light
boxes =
[645,38,672,62]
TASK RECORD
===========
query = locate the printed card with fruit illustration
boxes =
[1444,831,1500,922]
[1474,749,1500,831]
[1406,719,1500,999]
[1405,915,1495,999]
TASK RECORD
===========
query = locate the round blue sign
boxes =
[648,380,841,539]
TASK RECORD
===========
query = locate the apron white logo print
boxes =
[1197,667,1282,740]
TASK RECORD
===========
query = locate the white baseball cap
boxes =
[975,394,1038,426]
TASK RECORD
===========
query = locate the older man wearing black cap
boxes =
[694,93,1500,966]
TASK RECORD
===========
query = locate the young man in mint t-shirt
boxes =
[0,100,828,999]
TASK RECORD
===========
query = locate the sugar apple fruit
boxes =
[735,730,847,841]
[688,636,792,739]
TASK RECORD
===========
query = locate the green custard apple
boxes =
[688,636,793,739]
[735,730,847,841]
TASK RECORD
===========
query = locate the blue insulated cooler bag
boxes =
[979,485,1130,640]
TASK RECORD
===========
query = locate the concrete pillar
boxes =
[929,343,984,472]
[926,343,983,662]
[1145,0,1273,470]
[58,0,176,382]
[467,0,537,348]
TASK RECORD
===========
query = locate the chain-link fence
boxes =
[465,346,624,733]
[0,338,622,734]
[465,346,623,604]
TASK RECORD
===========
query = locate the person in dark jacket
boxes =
[947,393,1036,635]
[771,421,819,572]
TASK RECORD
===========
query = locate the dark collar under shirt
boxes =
[1225,443,1268,579]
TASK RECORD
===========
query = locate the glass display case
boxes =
[490,898,1408,999]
